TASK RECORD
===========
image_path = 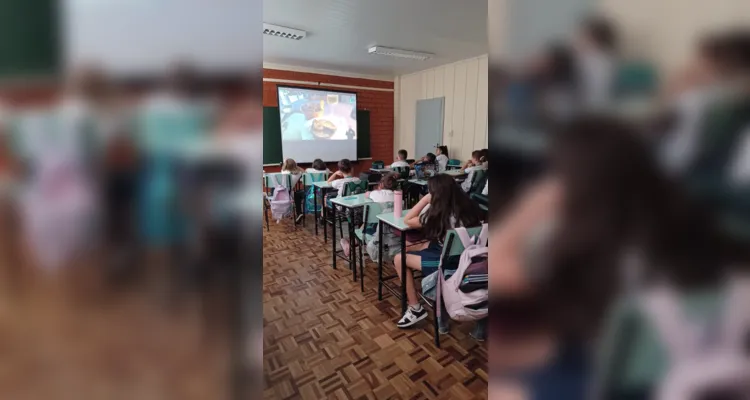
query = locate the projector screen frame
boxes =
[276,84,360,163]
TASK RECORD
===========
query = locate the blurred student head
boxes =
[379,172,398,191]
[397,149,408,161]
[166,61,202,98]
[67,63,110,104]
[721,29,750,80]
[312,159,327,171]
[575,15,618,55]
[338,159,353,174]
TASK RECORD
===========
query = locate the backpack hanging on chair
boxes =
[269,185,292,221]
[627,279,750,399]
[437,224,489,322]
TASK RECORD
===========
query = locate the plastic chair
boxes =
[419,226,485,348]
[343,180,368,196]
[392,166,410,180]
[372,161,385,170]
[263,173,297,229]
[353,201,393,292]
[447,159,462,170]
[468,169,488,195]
[406,159,416,164]
[470,193,489,215]
[595,292,721,399]
[302,171,328,186]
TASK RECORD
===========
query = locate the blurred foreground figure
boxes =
[490,114,750,399]
[136,62,215,291]
[13,65,111,272]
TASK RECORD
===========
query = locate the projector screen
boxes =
[278,86,358,163]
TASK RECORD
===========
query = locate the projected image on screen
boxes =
[278,86,358,163]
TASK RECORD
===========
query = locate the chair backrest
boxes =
[470,193,489,213]
[469,169,488,194]
[406,159,416,164]
[372,160,385,169]
[264,173,292,195]
[447,159,462,168]
[392,166,410,180]
[303,172,328,186]
[343,179,368,196]
[362,201,394,227]
[595,292,723,398]
[613,61,658,98]
[439,226,486,265]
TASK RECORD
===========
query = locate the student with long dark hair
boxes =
[396,174,483,328]
[490,114,750,398]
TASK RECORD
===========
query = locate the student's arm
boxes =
[404,194,431,228]
[327,171,342,183]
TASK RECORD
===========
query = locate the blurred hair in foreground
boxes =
[488,1,750,397]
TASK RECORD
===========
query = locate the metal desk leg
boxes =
[400,232,407,314]
[377,220,383,300]
[349,212,356,282]
[302,189,306,228]
[331,202,336,269]
[323,192,328,243]
[314,187,318,235]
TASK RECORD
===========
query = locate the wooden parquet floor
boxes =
[263,220,488,400]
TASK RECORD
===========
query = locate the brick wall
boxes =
[262,68,394,175]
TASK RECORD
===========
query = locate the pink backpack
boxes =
[437,224,489,322]
[269,185,292,221]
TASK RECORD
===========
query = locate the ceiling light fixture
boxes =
[367,46,433,61]
[263,23,307,40]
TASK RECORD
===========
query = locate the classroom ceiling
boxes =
[263,0,489,78]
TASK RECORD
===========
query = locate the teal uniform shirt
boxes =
[136,94,214,246]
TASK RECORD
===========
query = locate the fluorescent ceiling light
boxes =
[368,46,433,61]
[263,23,307,40]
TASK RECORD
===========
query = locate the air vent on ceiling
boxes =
[368,46,433,61]
[263,23,307,40]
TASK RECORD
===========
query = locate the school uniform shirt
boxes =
[281,170,303,188]
[368,189,394,203]
[391,160,410,168]
[482,180,488,195]
[305,167,331,174]
[436,154,449,172]
[576,50,616,110]
[462,164,487,192]
[331,175,360,196]
[660,86,724,176]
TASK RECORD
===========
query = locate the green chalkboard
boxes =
[263,107,370,165]
[0,0,60,78]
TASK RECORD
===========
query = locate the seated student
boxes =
[280,158,303,186]
[395,174,483,328]
[435,145,449,172]
[414,152,439,177]
[341,172,399,257]
[306,158,331,174]
[391,149,410,169]
[462,150,488,192]
[327,158,360,197]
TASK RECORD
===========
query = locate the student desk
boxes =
[442,169,467,178]
[312,181,336,239]
[376,209,411,314]
[330,194,372,282]
[370,167,392,173]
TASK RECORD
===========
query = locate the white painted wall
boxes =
[599,0,750,74]
[394,55,488,162]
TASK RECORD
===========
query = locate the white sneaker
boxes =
[397,305,427,328]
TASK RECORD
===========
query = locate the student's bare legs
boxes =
[394,254,423,306]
